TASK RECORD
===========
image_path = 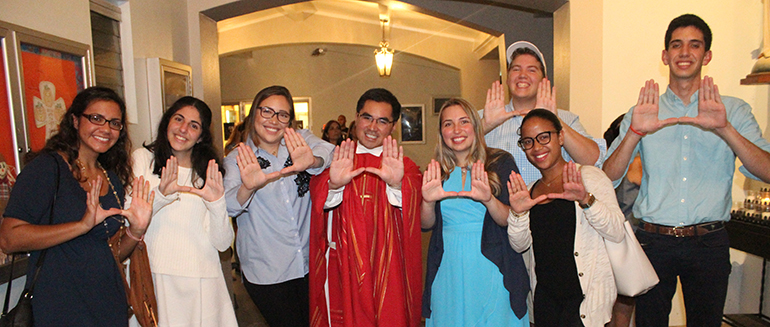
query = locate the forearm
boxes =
[717,123,770,182]
[236,184,256,206]
[0,218,89,253]
[420,200,436,229]
[603,132,641,181]
[561,123,600,165]
[204,196,235,251]
[116,231,142,262]
[483,197,510,226]
[506,211,532,253]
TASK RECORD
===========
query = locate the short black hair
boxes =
[665,14,712,51]
[519,109,562,135]
[355,88,401,121]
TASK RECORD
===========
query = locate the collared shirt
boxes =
[324,141,402,208]
[608,87,770,226]
[224,129,334,284]
[480,101,607,184]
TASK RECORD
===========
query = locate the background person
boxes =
[421,98,529,327]
[0,87,154,327]
[131,96,236,326]
[321,119,343,146]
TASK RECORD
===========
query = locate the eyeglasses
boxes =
[518,131,557,150]
[357,113,393,128]
[81,113,123,131]
[258,106,291,124]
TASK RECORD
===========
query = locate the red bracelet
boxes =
[629,125,646,136]
[126,227,145,242]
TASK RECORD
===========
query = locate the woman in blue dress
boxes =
[421,98,530,327]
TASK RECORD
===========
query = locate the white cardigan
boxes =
[131,148,234,278]
[507,164,625,327]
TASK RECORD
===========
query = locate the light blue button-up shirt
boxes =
[608,87,770,226]
[224,129,334,284]
[480,102,607,184]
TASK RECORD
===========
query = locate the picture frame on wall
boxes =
[400,104,425,144]
[147,58,192,139]
[432,96,452,115]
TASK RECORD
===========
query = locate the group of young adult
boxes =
[0,12,769,327]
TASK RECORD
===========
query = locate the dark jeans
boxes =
[634,228,731,327]
[243,274,310,327]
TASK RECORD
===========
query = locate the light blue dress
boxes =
[426,168,529,327]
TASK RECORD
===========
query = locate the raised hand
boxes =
[158,156,193,196]
[328,139,365,189]
[534,78,557,113]
[507,171,547,214]
[457,160,492,202]
[482,81,516,131]
[631,79,679,134]
[678,76,728,130]
[236,143,281,191]
[365,136,404,189]
[189,159,224,202]
[421,160,457,203]
[122,176,155,235]
[81,175,123,230]
[281,128,316,175]
[547,162,589,203]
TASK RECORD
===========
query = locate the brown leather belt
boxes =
[639,221,725,237]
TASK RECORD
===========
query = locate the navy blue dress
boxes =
[4,153,127,327]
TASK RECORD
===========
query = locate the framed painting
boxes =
[147,58,192,139]
[17,32,90,154]
[432,96,452,115]
[400,104,425,144]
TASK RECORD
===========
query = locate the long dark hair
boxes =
[144,96,224,188]
[322,120,342,145]
[41,86,132,193]
[243,86,295,147]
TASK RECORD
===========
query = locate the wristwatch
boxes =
[579,193,596,209]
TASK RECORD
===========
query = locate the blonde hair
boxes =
[434,98,505,196]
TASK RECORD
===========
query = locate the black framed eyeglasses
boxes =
[258,106,291,124]
[518,131,557,150]
[357,113,393,128]
[81,113,123,131]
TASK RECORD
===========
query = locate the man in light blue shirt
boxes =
[480,41,605,184]
[604,14,770,327]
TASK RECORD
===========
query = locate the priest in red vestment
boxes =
[309,88,422,327]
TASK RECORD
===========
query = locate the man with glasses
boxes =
[603,14,770,326]
[309,88,422,327]
[481,41,605,185]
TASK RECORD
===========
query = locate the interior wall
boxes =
[0,0,91,45]
[220,43,462,168]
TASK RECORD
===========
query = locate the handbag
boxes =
[604,220,660,297]
[0,153,60,327]
[109,226,158,327]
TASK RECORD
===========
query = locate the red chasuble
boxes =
[309,151,422,327]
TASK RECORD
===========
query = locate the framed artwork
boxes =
[432,96,452,115]
[0,27,16,172]
[400,104,425,144]
[17,33,90,154]
[147,58,192,139]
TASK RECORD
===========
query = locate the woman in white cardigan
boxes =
[506,109,625,327]
[131,96,236,326]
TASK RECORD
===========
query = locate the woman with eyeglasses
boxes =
[223,85,333,327]
[130,96,237,326]
[506,109,625,327]
[421,98,530,327]
[0,87,154,327]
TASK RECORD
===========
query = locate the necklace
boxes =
[541,172,562,187]
[75,159,125,225]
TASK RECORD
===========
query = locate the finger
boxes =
[637,85,645,107]
[350,167,366,178]
[713,84,722,104]
[397,145,404,163]
[507,180,514,195]
[532,194,548,204]
[546,192,568,200]
[284,128,297,152]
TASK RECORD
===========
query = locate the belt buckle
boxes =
[672,226,689,237]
